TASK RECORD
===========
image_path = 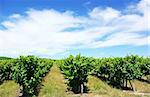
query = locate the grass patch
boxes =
[134,80,150,93]
[0,81,19,97]
[38,64,69,97]
[87,76,142,97]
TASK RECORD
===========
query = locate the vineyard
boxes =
[0,56,53,97]
[0,55,150,97]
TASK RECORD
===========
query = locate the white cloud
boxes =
[0,0,149,57]
[89,7,121,25]
[90,32,149,48]
[9,14,22,19]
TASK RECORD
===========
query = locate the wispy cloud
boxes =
[0,0,149,57]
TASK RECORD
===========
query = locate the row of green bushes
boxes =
[0,56,53,97]
[0,59,14,83]
[94,55,150,90]
[60,55,150,93]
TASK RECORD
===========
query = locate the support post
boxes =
[81,83,83,95]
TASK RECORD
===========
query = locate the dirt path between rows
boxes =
[38,64,69,97]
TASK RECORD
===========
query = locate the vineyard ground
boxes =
[38,63,69,97]
[0,81,19,97]
[0,64,150,97]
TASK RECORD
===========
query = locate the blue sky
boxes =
[0,0,139,14]
[0,0,149,58]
